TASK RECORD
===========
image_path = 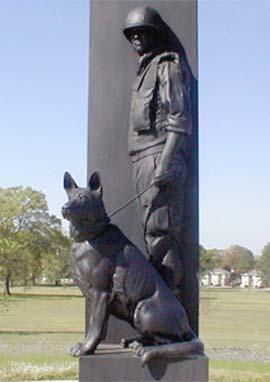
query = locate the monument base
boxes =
[79,345,208,382]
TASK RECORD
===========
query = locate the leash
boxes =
[108,182,155,218]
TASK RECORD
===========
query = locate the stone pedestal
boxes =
[79,346,208,382]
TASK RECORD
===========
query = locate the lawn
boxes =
[200,288,270,382]
[0,287,84,381]
[0,286,269,381]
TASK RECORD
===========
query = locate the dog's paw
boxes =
[70,342,83,357]
[120,338,129,348]
[128,340,142,351]
[133,343,144,357]
[70,342,96,357]
[121,338,141,349]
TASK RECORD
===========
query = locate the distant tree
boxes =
[0,237,21,295]
[222,245,255,276]
[0,186,67,293]
[43,229,72,285]
[254,255,261,270]
[200,246,222,274]
[258,242,270,287]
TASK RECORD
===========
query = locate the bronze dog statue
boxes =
[62,171,203,366]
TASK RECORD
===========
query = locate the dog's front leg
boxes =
[71,289,110,357]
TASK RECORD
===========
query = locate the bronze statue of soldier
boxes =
[123,7,192,294]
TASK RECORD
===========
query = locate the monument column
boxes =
[87,0,199,340]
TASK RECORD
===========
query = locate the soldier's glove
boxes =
[154,167,173,189]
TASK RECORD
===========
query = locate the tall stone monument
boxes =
[78,0,208,380]
[88,0,198,340]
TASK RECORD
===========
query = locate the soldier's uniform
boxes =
[123,7,192,290]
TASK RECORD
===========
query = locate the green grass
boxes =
[0,287,84,380]
[210,360,270,374]
[0,333,80,381]
[210,360,270,382]
[210,370,270,382]
[9,285,82,296]
[200,288,270,382]
[200,288,270,347]
[0,287,269,381]
[0,295,84,333]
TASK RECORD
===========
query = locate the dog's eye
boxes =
[79,195,89,204]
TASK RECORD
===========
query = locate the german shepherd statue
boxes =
[62,171,203,366]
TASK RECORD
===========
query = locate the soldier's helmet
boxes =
[123,6,167,40]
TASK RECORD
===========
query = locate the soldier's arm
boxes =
[154,58,190,185]
[154,132,186,183]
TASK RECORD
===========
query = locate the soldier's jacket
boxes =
[128,51,192,157]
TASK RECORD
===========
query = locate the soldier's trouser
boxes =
[132,152,187,289]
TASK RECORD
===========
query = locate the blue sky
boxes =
[0,0,269,255]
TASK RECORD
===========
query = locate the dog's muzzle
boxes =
[62,205,72,220]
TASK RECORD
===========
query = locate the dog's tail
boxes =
[140,338,204,367]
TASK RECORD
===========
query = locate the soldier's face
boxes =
[129,28,155,56]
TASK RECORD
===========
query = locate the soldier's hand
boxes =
[154,167,173,189]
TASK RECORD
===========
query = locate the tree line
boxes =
[1,185,270,294]
[0,186,72,294]
[200,243,270,286]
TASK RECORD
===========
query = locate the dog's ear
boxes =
[88,171,103,196]
[64,172,78,192]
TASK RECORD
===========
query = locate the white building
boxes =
[201,269,231,287]
[201,272,211,287]
[240,270,263,288]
